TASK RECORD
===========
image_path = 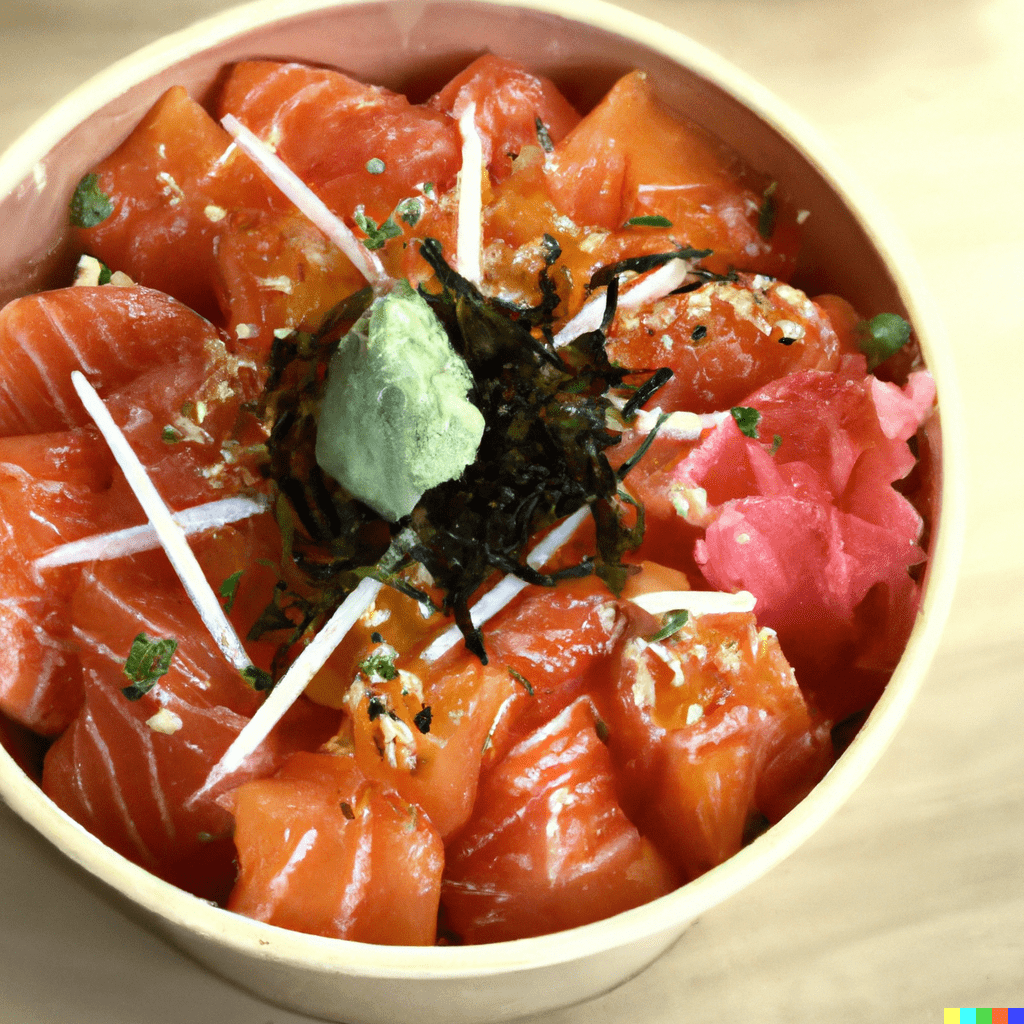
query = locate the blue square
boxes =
[1007,1009,1024,1024]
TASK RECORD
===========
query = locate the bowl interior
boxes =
[0,0,962,1010]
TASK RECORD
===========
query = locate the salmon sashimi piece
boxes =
[0,286,230,436]
[428,54,581,182]
[0,430,120,734]
[545,70,801,280]
[73,86,281,321]
[43,549,340,901]
[441,695,680,943]
[218,60,461,227]
[229,750,444,944]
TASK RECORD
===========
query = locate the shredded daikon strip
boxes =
[553,258,693,348]
[421,505,590,663]
[629,589,757,617]
[210,576,384,779]
[221,114,390,291]
[34,495,268,569]
[631,407,731,439]
[71,371,253,673]
[455,102,483,284]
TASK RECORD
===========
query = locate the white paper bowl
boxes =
[0,1,965,1021]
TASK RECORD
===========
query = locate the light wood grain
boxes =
[0,1,1020,1021]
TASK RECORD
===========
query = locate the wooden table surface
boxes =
[0,1,1020,1021]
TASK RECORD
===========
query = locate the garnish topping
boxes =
[219,570,244,614]
[624,215,673,228]
[314,280,485,522]
[365,157,386,175]
[628,589,756,617]
[647,609,689,643]
[33,494,268,569]
[352,207,402,251]
[122,632,178,700]
[413,706,432,734]
[730,406,761,439]
[508,667,535,696]
[359,648,399,682]
[456,102,484,284]
[757,181,778,240]
[70,172,114,228]
[534,116,554,154]
[858,312,912,369]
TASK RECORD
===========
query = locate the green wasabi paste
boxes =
[315,281,485,522]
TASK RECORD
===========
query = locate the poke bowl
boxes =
[0,1,964,1022]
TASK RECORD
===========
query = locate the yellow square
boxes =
[945,1011,961,1024]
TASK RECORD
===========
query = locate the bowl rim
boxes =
[0,0,967,980]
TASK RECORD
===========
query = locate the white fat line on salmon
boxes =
[206,575,384,783]
[33,494,268,569]
[220,114,391,291]
[421,504,590,664]
[71,371,254,675]
[553,257,693,349]
[629,590,756,616]
[455,101,483,284]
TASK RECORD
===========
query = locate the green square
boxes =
[977,1011,993,1024]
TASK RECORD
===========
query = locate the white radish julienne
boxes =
[553,257,693,348]
[455,102,484,284]
[220,114,391,291]
[421,505,590,664]
[211,576,383,781]
[33,494,268,569]
[71,371,255,674]
[629,589,757,617]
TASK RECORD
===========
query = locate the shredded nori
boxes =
[252,239,698,671]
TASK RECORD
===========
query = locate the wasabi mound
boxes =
[315,281,485,522]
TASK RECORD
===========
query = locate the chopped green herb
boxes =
[731,406,761,439]
[647,609,689,643]
[359,649,398,681]
[70,173,114,228]
[353,207,402,250]
[758,181,778,240]
[367,695,387,720]
[507,667,535,696]
[395,197,423,227]
[414,705,432,734]
[768,434,783,456]
[534,116,554,154]
[241,665,273,691]
[197,829,233,843]
[340,801,355,820]
[624,215,673,228]
[857,312,912,369]
[691,324,707,343]
[595,718,610,742]
[219,569,244,614]
[161,425,181,444]
[370,631,384,644]
[422,181,436,197]
[365,157,386,175]
[122,632,177,700]
[97,260,113,285]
